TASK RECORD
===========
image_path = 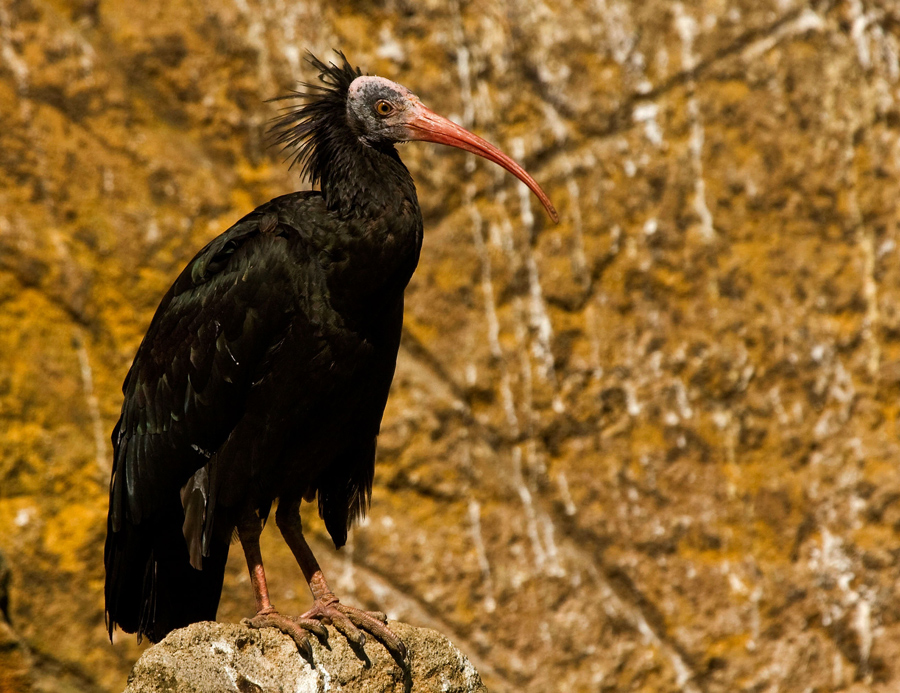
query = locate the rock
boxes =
[0,619,31,693]
[0,550,9,623]
[0,551,33,693]
[123,621,486,693]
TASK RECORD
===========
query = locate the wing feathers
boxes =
[110,210,304,529]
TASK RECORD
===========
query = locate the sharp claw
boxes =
[293,633,313,659]
[279,625,312,657]
[384,635,408,663]
[368,626,406,662]
[333,617,367,646]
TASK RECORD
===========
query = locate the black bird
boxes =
[104,51,557,659]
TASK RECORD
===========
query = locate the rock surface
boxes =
[0,551,32,693]
[3,0,900,692]
[123,621,485,693]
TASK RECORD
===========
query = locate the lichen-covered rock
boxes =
[0,551,32,693]
[0,620,32,693]
[123,621,485,693]
[0,551,9,624]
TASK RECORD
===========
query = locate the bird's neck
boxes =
[320,132,418,221]
[313,132,423,319]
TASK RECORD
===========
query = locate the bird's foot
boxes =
[301,592,407,662]
[241,607,328,659]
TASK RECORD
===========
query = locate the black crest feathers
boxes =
[268,51,362,188]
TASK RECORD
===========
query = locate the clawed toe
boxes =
[342,606,407,661]
[288,615,328,639]
[241,598,405,663]
[301,597,407,662]
[242,610,313,658]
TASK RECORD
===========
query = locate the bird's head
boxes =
[344,76,421,145]
[270,51,558,223]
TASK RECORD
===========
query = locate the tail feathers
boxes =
[104,511,229,643]
[317,439,376,550]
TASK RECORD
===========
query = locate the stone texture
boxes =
[3,0,900,692]
[0,620,31,693]
[123,621,485,693]
[0,552,32,693]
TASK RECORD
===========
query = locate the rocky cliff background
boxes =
[1,0,900,691]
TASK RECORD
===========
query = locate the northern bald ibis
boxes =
[105,51,557,660]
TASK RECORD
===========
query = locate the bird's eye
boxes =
[374,100,394,117]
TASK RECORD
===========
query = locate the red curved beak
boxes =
[404,105,559,224]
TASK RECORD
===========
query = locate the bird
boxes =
[104,50,557,661]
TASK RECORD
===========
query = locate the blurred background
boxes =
[1,0,900,691]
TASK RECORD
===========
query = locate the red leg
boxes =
[275,501,407,661]
[236,510,326,657]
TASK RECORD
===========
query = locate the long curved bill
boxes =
[405,105,559,224]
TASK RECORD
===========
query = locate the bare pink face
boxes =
[345,75,558,223]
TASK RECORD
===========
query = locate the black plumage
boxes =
[104,51,556,658]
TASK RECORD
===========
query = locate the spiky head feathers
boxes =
[268,51,363,188]
[269,52,428,190]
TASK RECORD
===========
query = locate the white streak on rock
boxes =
[557,472,577,516]
[318,663,332,693]
[855,598,873,671]
[471,202,519,434]
[562,154,589,288]
[538,509,565,578]
[376,24,406,63]
[584,565,700,691]
[849,0,872,70]
[632,102,664,147]
[232,0,270,89]
[512,447,547,572]
[674,3,715,242]
[467,499,497,612]
[593,0,638,67]
[741,8,825,61]
[0,5,30,118]
[513,137,558,386]
[74,330,108,476]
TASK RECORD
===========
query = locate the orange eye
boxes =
[374,100,394,116]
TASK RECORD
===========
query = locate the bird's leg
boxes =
[236,510,326,657]
[238,514,274,614]
[275,501,407,661]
